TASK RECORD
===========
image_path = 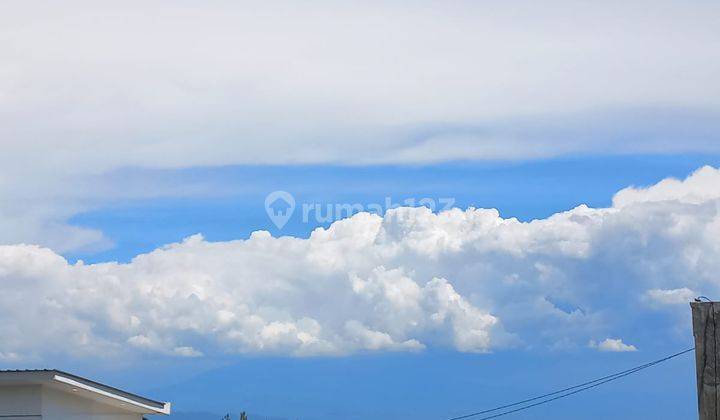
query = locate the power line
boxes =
[447,350,686,420]
[446,347,695,420]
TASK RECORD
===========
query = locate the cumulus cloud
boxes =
[1,167,719,362]
[0,234,511,360]
[590,338,638,352]
[614,166,720,207]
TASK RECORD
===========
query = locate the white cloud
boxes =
[344,320,425,352]
[590,338,638,353]
[1,167,719,362]
[614,166,720,207]
[2,1,719,168]
[172,346,204,358]
[644,288,697,306]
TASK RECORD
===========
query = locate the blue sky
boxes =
[57,154,712,419]
[2,1,720,419]
[69,154,720,264]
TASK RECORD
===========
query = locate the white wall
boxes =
[41,387,143,420]
[0,385,42,418]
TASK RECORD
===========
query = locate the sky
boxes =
[1,1,720,419]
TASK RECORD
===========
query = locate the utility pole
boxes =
[691,301,719,420]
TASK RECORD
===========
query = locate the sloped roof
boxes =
[0,369,170,415]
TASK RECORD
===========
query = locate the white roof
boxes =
[0,369,170,415]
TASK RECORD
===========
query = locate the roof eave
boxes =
[52,374,171,415]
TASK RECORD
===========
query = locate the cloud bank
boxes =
[1,167,718,362]
[3,1,720,167]
[2,0,720,250]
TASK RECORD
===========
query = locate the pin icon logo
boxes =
[265,190,295,229]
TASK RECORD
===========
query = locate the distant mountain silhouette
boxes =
[168,411,219,420]
[170,411,287,420]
